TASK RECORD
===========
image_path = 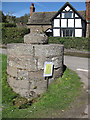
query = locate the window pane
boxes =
[66,30,69,36]
[65,12,72,18]
[62,29,74,37]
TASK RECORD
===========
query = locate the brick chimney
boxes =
[86,0,90,37]
[86,0,90,21]
[30,3,35,17]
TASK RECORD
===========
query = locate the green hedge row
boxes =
[2,27,30,44]
[48,36,90,51]
[2,23,16,27]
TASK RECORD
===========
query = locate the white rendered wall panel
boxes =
[72,13,73,18]
[61,19,67,27]
[65,6,70,11]
[57,14,60,18]
[53,29,60,37]
[75,19,82,27]
[75,14,79,17]
[68,19,74,27]
[62,13,64,18]
[75,29,82,37]
[54,19,60,27]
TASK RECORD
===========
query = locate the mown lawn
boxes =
[1,54,83,118]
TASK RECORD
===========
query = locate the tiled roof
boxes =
[27,11,86,25]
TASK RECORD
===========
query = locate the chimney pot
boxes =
[30,3,35,17]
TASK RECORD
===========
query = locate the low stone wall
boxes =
[7,43,64,97]
[27,25,51,33]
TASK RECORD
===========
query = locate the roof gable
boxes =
[51,2,86,21]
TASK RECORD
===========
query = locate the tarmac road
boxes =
[64,55,89,118]
[64,55,88,89]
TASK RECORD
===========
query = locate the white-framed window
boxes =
[61,29,74,37]
[62,12,73,18]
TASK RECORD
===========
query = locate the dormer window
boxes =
[65,12,72,18]
[62,12,73,18]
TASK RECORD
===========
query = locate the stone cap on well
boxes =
[24,33,48,44]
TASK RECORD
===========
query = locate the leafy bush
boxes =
[2,27,30,44]
[48,36,90,50]
[2,23,16,28]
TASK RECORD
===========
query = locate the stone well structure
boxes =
[7,32,64,98]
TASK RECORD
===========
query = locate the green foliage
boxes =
[16,13,29,25]
[2,27,30,44]
[0,11,7,23]
[2,23,16,27]
[48,36,90,51]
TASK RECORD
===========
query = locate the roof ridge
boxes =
[33,11,57,13]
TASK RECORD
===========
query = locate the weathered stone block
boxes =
[7,55,37,71]
[24,33,48,44]
[33,80,47,94]
[29,71,47,95]
[13,87,29,97]
[7,44,34,56]
[7,76,15,88]
[35,44,64,57]
[29,70,44,82]
[51,56,63,68]
[8,76,29,89]
[36,56,63,70]
[13,80,29,90]
[36,56,56,70]
[53,67,63,78]
[7,76,30,97]
[27,25,51,33]
[17,69,28,81]
[7,65,17,77]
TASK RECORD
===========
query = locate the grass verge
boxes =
[1,54,83,118]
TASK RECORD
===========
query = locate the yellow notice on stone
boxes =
[44,62,53,77]
[45,64,52,75]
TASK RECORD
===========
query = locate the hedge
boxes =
[48,36,90,51]
[2,27,30,44]
[2,23,16,28]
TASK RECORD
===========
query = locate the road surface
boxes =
[64,56,88,89]
[64,56,89,118]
